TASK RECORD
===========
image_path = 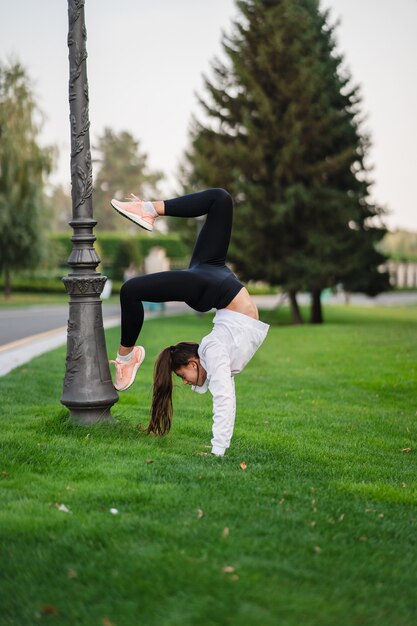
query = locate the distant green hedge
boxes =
[0,276,124,295]
[384,252,417,263]
[0,277,66,294]
[50,231,190,263]
[0,232,190,295]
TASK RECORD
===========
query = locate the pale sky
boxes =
[0,0,416,231]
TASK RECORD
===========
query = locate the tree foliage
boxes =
[44,183,72,232]
[0,60,53,296]
[182,0,390,322]
[112,238,143,281]
[380,229,417,262]
[92,128,164,231]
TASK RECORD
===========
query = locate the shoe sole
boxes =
[116,346,146,392]
[111,200,153,232]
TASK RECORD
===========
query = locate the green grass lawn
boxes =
[1,306,416,626]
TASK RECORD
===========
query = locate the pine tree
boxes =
[92,128,164,231]
[183,0,389,323]
[0,61,53,297]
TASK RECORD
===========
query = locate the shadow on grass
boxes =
[37,409,152,443]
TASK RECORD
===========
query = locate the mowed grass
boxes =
[1,306,416,626]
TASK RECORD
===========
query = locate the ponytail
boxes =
[147,347,173,435]
[147,342,199,435]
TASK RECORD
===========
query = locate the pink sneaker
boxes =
[111,194,156,231]
[110,346,146,391]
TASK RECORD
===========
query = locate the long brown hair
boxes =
[147,342,199,435]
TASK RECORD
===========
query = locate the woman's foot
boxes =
[111,194,158,231]
[110,345,146,391]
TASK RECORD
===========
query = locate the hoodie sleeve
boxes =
[203,344,236,456]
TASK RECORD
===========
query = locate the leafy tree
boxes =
[112,238,143,281]
[182,0,389,323]
[93,128,164,231]
[380,229,417,262]
[44,183,72,232]
[0,60,53,297]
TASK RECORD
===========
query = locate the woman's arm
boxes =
[203,346,236,456]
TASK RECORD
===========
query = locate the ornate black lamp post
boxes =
[61,0,118,423]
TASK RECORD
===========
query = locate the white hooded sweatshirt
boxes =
[192,309,270,455]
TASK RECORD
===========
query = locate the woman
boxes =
[110,188,269,456]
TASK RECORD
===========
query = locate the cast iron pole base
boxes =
[61,266,119,424]
[67,406,114,425]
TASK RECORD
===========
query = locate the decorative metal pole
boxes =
[61,0,118,423]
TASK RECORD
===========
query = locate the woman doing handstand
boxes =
[110,188,269,456]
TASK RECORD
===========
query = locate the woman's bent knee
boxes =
[210,187,233,210]
[120,279,137,304]
[211,188,233,207]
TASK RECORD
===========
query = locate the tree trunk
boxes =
[310,289,323,324]
[288,290,303,324]
[4,269,11,299]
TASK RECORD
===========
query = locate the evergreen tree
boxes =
[0,61,53,297]
[93,128,164,231]
[183,0,389,323]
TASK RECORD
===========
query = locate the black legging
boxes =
[120,188,241,347]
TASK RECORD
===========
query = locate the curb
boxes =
[0,303,195,378]
[0,316,120,377]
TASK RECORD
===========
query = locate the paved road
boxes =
[0,303,120,346]
[0,301,193,377]
[1,291,417,347]
[321,291,417,307]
